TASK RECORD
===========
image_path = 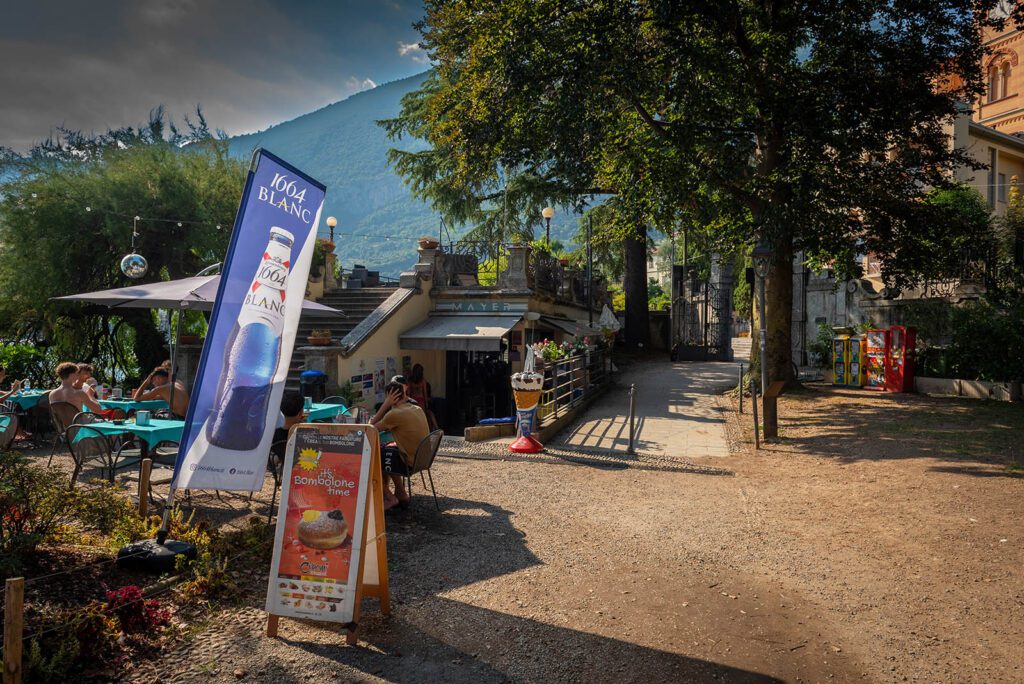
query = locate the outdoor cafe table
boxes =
[88,418,185,457]
[7,390,47,410]
[98,398,169,413]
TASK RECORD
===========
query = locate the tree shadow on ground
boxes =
[278,492,779,683]
[927,465,1024,479]
[765,384,1024,466]
[280,597,782,683]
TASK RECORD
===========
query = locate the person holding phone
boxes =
[370,381,429,510]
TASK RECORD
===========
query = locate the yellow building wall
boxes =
[335,276,446,409]
[976,23,1024,134]
[950,117,1024,217]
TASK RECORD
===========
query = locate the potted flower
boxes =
[308,329,333,346]
[310,238,335,282]
[418,236,440,250]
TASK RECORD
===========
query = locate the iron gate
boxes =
[672,277,731,361]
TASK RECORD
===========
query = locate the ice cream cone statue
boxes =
[510,347,545,453]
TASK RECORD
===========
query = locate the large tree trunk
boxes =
[128,311,168,382]
[624,224,650,349]
[765,233,796,387]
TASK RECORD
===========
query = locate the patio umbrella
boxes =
[52,275,344,317]
[52,274,345,410]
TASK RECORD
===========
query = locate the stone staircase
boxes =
[731,336,752,362]
[285,286,398,390]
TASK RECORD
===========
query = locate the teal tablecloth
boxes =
[307,402,347,422]
[98,398,168,413]
[7,391,46,410]
[0,415,11,431]
[87,418,185,448]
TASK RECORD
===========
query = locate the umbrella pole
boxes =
[156,309,183,544]
[169,308,182,416]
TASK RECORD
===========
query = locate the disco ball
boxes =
[120,252,148,278]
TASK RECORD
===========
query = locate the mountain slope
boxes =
[230,71,579,277]
[230,72,435,277]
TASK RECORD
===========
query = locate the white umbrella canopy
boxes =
[53,275,344,317]
[52,275,345,413]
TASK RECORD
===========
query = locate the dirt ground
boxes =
[101,370,1022,683]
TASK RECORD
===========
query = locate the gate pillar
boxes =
[710,254,735,361]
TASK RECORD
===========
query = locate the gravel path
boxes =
[121,361,1022,683]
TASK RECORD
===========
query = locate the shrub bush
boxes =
[0,452,144,575]
[807,322,834,369]
[947,299,1024,381]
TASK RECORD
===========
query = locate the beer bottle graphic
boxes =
[206,227,294,450]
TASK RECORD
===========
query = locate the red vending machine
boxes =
[865,329,888,390]
[885,326,916,393]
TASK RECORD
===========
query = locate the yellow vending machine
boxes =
[832,327,867,387]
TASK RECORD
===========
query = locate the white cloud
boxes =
[344,76,378,92]
[398,40,428,63]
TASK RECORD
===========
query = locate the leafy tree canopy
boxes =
[0,108,244,381]
[385,0,1008,382]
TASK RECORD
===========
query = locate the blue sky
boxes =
[0,0,429,150]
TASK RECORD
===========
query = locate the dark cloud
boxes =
[0,0,428,149]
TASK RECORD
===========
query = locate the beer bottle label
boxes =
[239,227,294,334]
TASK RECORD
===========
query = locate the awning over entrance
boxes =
[400,314,522,352]
[539,316,600,337]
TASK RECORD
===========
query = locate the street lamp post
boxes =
[542,206,554,245]
[326,215,337,242]
[751,240,774,396]
[587,213,594,327]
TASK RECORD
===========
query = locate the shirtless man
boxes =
[74,363,99,400]
[133,366,190,418]
[50,362,104,413]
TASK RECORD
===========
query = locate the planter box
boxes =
[915,376,1021,402]
[464,424,501,442]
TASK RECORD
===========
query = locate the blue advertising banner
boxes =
[173,149,326,491]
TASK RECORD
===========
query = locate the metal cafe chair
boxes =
[0,412,18,451]
[47,401,82,466]
[397,430,446,509]
[336,406,370,424]
[73,411,101,424]
[266,439,288,522]
[63,424,116,488]
[120,440,178,508]
[321,395,348,405]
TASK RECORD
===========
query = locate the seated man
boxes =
[370,381,429,510]
[50,362,106,415]
[132,366,190,418]
[271,391,305,463]
[75,363,99,400]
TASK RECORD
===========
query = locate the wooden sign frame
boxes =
[265,423,389,645]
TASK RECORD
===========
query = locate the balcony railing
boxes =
[435,240,608,307]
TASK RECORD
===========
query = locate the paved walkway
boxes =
[551,358,739,458]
